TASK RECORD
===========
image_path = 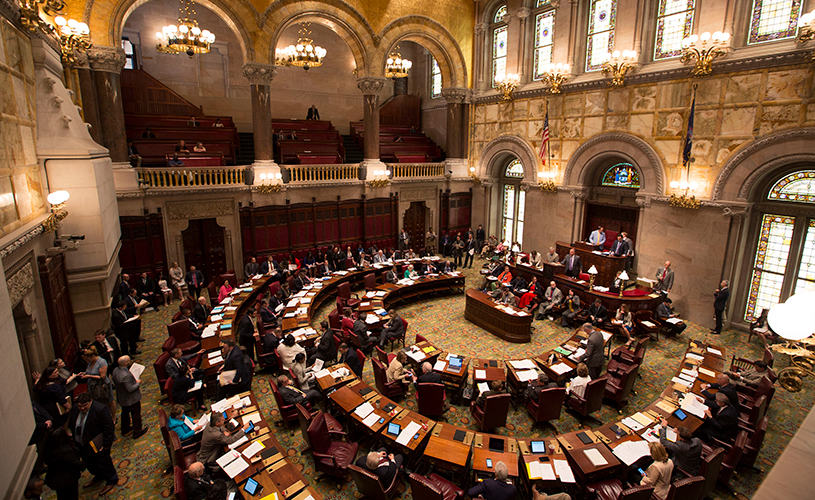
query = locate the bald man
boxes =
[185,462,213,500]
[111,355,148,438]
[654,261,674,294]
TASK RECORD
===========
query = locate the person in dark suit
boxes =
[260,256,279,276]
[196,412,248,467]
[438,260,456,274]
[658,420,702,479]
[182,308,203,338]
[277,374,321,405]
[258,298,276,325]
[136,272,161,311]
[510,274,528,294]
[165,347,203,381]
[440,232,451,257]
[43,427,85,500]
[463,234,477,268]
[111,300,140,357]
[586,298,608,326]
[701,373,738,407]
[380,310,405,348]
[244,257,259,278]
[184,462,213,500]
[384,266,398,284]
[173,363,205,410]
[193,296,210,324]
[561,248,582,278]
[237,308,258,361]
[354,313,378,352]
[261,327,283,365]
[699,392,739,443]
[317,259,334,277]
[111,355,148,439]
[577,323,605,379]
[475,380,504,409]
[355,448,403,487]
[415,361,442,385]
[306,104,320,120]
[398,229,410,252]
[185,266,204,299]
[338,343,362,377]
[67,393,118,496]
[656,297,687,335]
[92,329,121,367]
[309,320,337,364]
[610,233,629,257]
[711,280,730,334]
[467,460,517,500]
[117,274,131,303]
[654,261,674,294]
[476,225,486,254]
[523,372,558,402]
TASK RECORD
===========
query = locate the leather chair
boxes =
[364,273,378,291]
[607,346,646,379]
[375,346,395,365]
[337,282,361,309]
[269,377,311,426]
[713,431,747,491]
[417,382,446,419]
[526,387,566,426]
[730,355,777,383]
[295,403,344,451]
[567,377,607,418]
[173,466,188,500]
[470,393,511,431]
[328,308,342,332]
[415,333,428,344]
[207,282,218,307]
[741,415,768,468]
[611,337,649,365]
[356,348,366,377]
[162,337,177,353]
[349,464,400,500]
[268,281,281,297]
[633,310,660,340]
[604,362,640,408]
[660,476,704,500]
[167,320,200,354]
[372,358,405,399]
[172,311,183,322]
[738,394,766,431]
[386,318,407,350]
[158,409,175,468]
[307,413,359,480]
[154,352,171,396]
[169,430,198,471]
[738,374,776,407]
[220,273,237,288]
[585,481,654,500]
[408,472,464,500]
[178,298,193,314]
[678,447,724,500]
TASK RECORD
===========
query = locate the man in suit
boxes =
[373,250,387,263]
[197,412,248,467]
[398,229,410,252]
[217,340,248,398]
[68,393,118,495]
[165,347,203,381]
[258,298,276,325]
[112,300,140,357]
[510,274,528,294]
[439,260,456,274]
[475,380,504,409]
[354,313,378,352]
[621,231,635,267]
[356,448,403,488]
[524,373,558,402]
[277,374,322,405]
[92,329,121,367]
[659,420,702,479]
[244,257,259,278]
[306,104,320,120]
[261,327,284,365]
[260,256,279,276]
[577,323,605,379]
[711,279,730,334]
[193,296,209,324]
[184,462,214,500]
[544,247,559,264]
[699,392,739,443]
[136,272,161,311]
[380,310,405,348]
[463,234,476,268]
[587,298,608,326]
[338,343,362,377]
[725,360,770,389]
[588,225,606,249]
[452,235,464,267]
[384,266,398,284]
[415,361,442,385]
[559,290,581,327]
[476,224,486,255]
[654,261,674,294]
[237,308,259,361]
[467,461,517,500]
[440,232,451,257]
[317,259,334,277]
[656,297,687,335]
[111,355,148,439]
[309,320,337,364]
[186,266,204,299]
[118,273,131,302]
[561,248,582,278]
[701,373,739,407]
[610,233,629,257]
[182,308,203,338]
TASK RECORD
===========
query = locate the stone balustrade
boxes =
[388,163,446,178]
[286,164,360,183]
[136,166,247,188]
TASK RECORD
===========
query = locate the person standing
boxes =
[306,104,320,120]
[561,248,582,278]
[169,262,185,300]
[452,235,464,267]
[463,234,476,268]
[111,356,148,439]
[711,280,730,334]
[476,225,486,256]
[68,393,117,496]
[237,308,259,362]
[588,226,606,249]
[577,323,605,379]
[44,428,85,500]
[425,228,437,255]
[398,229,410,253]
[186,266,204,300]
[654,261,674,295]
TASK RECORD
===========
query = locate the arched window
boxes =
[586,0,617,71]
[600,163,641,188]
[748,0,802,44]
[654,0,695,60]
[492,5,509,87]
[744,169,815,321]
[532,6,556,81]
[430,57,442,99]
[501,159,526,245]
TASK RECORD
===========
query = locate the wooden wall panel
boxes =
[119,213,167,276]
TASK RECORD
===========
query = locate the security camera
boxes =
[65,234,85,241]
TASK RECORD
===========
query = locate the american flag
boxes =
[539,110,549,164]
[682,89,696,167]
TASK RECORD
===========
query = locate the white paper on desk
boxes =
[241,396,253,407]
[434,360,447,371]
[517,369,538,382]
[677,372,696,384]
[202,330,217,339]
[129,363,145,380]
[554,459,575,483]
[219,298,233,305]
[242,440,265,460]
[477,382,489,395]
[583,448,608,467]
[301,298,312,304]
[641,320,656,328]
[365,291,376,298]
[216,450,240,469]
[286,299,299,308]
[284,312,296,318]
[509,359,536,370]
[408,351,425,362]
[475,369,487,379]
[540,462,556,480]
[550,362,572,375]
[362,412,380,428]
[613,440,651,466]
[573,348,586,359]
[680,396,707,419]
[211,399,229,413]
[227,435,248,450]
[242,413,262,425]
[698,367,716,378]
[685,352,704,361]
[396,421,422,445]
[621,417,644,432]
[208,355,224,364]
[360,302,371,307]
[207,350,221,359]
[314,369,330,379]
[210,314,223,322]
[225,306,237,311]
[354,402,375,419]
[375,291,387,297]
[365,315,380,324]
[707,347,722,356]
[666,317,682,324]
[332,367,350,379]
[670,377,689,389]
[223,456,250,478]
[681,368,699,379]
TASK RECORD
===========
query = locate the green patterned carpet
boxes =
[40,265,814,499]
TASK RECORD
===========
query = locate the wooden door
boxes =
[403,201,427,252]
[182,218,227,284]
[37,253,79,370]
[583,202,639,246]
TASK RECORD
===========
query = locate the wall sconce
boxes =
[257,172,283,193]
[797,10,815,60]
[601,50,637,87]
[587,265,598,291]
[495,73,520,101]
[54,16,91,65]
[618,270,629,297]
[43,190,70,233]
[370,169,391,187]
[669,179,700,209]
[542,63,570,94]
[468,166,481,184]
[537,170,557,192]
[19,0,65,34]
[681,31,730,76]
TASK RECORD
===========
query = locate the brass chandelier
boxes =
[275,23,327,71]
[385,46,412,78]
[156,0,215,56]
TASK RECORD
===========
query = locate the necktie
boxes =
[193,274,198,287]
[76,412,88,443]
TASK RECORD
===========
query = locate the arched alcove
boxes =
[478,134,541,180]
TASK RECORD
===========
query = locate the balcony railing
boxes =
[388,163,445,178]
[136,166,246,188]
[286,164,360,183]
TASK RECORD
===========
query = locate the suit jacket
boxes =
[165,354,196,381]
[579,329,605,369]
[353,319,373,349]
[655,267,674,292]
[92,335,121,367]
[193,303,209,324]
[222,346,244,373]
[543,286,563,304]
[416,371,442,385]
[524,381,558,401]
[279,385,308,406]
[544,252,560,264]
[476,228,486,241]
[186,270,204,289]
[237,315,255,344]
[561,254,582,274]
[714,287,730,311]
[610,239,629,256]
[136,277,158,295]
[197,423,244,464]
[315,328,337,361]
[708,403,739,441]
[468,479,517,500]
[355,452,399,486]
[244,262,259,277]
[111,308,133,336]
[373,254,387,263]
[475,389,502,408]
[702,382,738,407]
[68,400,115,450]
[385,317,405,338]
[185,473,213,500]
[342,349,363,377]
[111,365,142,407]
[510,276,528,292]
[260,260,279,275]
[563,294,581,312]
[656,303,673,320]
[588,304,608,322]
[118,280,130,300]
[385,270,398,283]
[659,428,702,476]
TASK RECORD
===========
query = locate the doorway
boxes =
[182,218,227,284]
[403,202,427,252]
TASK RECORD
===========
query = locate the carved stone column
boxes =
[357,77,388,177]
[566,0,581,71]
[441,87,470,176]
[516,8,531,84]
[474,22,487,90]
[570,188,589,242]
[242,63,278,168]
[87,46,127,163]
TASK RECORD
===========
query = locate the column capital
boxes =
[242,63,277,85]
[87,46,126,74]
[357,77,388,95]
[516,7,531,20]
[474,22,488,36]
[441,87,471,103]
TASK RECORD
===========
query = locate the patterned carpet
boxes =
[39,264,814,500]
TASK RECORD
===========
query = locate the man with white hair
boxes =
[467,460,517,500]
[184,462,213,500]
[355,447,403,487]
[711,279,730,334]
[111,355,148,439]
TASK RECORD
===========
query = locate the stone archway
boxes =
[478,134,541,180]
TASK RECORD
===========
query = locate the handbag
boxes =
[89,381,111,402]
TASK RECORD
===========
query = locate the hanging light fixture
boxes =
[385,46,412,79]
[275,23,326,70]
[156,0,215,57]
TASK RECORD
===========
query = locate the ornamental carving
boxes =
[166,198,235,220]
[568,188,588,200]
[357,77,387,95]
[441,87,470,103]
[399,187,437,203]
[242,63,277,85]
[474,23,487,35]
[87,46,126,73]
[0,224,46,259]
[7,262,34,307]
[516,8,531,20]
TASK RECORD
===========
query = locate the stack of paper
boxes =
[228,435,248,450]
[621,416,645,432]
[242,441,266,461]
[680,395,708,418]
[216,450,250,478]
[698,367,716,377]
[433,360,447,371]
[362,412,380,428]
[313,369,330,379]
[509,359,536,370]
[583,448,608,467]
[395,421,422,445]
[516,369,538,382]
[550,362,572,375]
[612,440,651,466]
[365,315,380,324]
[407,351,425,362]
[554,459,575,482]
[354,402,375,419]
[475,369,487,379]
[707,347,722,356]
[686,352,704,361]
[527,461,556,480]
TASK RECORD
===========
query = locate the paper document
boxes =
[219,370,237,386]
[314,369,330,379]
[227,435,248,450]
[216,450,240,469]
[242,412,262,425]
[311,359,324,372]
[516,369,538,382]
[354,402,375,419]
[225,306,237,311]
[210,314,223,322]
[477,382,489,395]
[666,317,682,324]
[129,363,145,380]
[583,448,608,467]
[527,461,543,480]
[433,360,447,371]
[509,359,536,370]
[612,440,651,466]
[242,440,265,460]
[698,367,716,377]
[621,417,644,432]
[554,459,575,482]
[395,421,423,445]
[407,351,425,362]
[188,380,203,392]
[208,355,224,365]
[365,315,380,324]
[680,395,708,419]
[125,316,139,323]
[222,456,250,478]
[707,347,722,356]
[686,352,704,361]
[362,412,380,428]
[550,362,572,375]
[475,369,487,379]
[196,413,210,432]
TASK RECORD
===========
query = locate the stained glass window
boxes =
[795,219,815,293]
[430,57,442,98]
[501,159,525,245]
[494,5,508,23]
[654,0,695,60]
[505,159,525,178]
[586,0,617,71]
[745,214,795,321]
[502,184,516,243]
[601,163,641,188]
[493,25,508,87]
[768,170,815,204]
[536,0,552,7]
[748,0,802,44]
[533,11,556,81]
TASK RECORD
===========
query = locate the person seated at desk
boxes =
[639,442,674,500]
[698,392,739,443]
[610,233,629,257]
[277,334,306,370]
[339,342,362,377]
[142,127,156,138]
[172,364,206,411]
[187,116,199,127]
[611,304,635,348]
[181,308,203,338]
[373,249,388,263]
[308,320,337,366]
[175,140,190,153]
[261,327,283,365]
[565,362,591,399]
[509,274,527,294]
[588,225,606,249]
[701,373,738,407]
[356,448,403,488]
[561,248,582,278]
[560,289,581,327]
[291,352,316,390]
[544,247,559,264]
[418,261,435,276]
[586,298,607,326]
[404,248,417,260]
[193,142,206,152]
[492,285,517,306]
[415,361,442,385]
[528,250,543,268]
[196,412,249,469]
[438,260,456,274]
[467,460,517,500]
[474,379,504,409]
[212,118,224,127]
[536,281,563,320]
[658,419,702,480]
[725,360,770,389]
[517,277,541,309]
[490,266,513,292]
[168,404,204,445]
[656,297,687,336]
[184,462,213,500]
[168,154,185,167]
[258,297,277,325]
[354,313,379,352]
[524,373,557,402]
[480,234,499,258]
[404,264,418,279]
[610,270,627,293]
[386,351,414,389]
[278,374,322,405]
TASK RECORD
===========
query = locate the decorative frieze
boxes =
[7,262,34,307]
[87,46,126,73]
[166,198,235,220]
[242,63,277,85]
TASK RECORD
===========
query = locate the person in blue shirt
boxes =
[588,225,606,249]
[167,404,204,444]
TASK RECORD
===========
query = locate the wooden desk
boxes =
[518,439,574,489]
[564,442,621,484]
[472,359,507,384]
[403,341,442,371]
[380,408,434,457]
[433,353,470,397]
[424,422,474,475]
[328,384,365,412]
[506,359,546,397]
[464,289,533,343]
[556,240,626,287]
[472,433,519,478]
[315,363,356,392]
